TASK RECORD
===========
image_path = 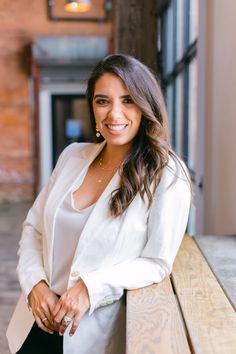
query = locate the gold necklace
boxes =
[97,156,120,183]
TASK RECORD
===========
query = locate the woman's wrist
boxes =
[33,279,48,290]
[29,280,48,303]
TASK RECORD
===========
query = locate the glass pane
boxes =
[52,95,92,165]
[175,0,185,62]
[175,74,184,157]
[188,57,198,170]
[165,2,174,74]
[157,17,162,53]
[166,84,174,145]
[188,203,196,234]
[189,0,199,44]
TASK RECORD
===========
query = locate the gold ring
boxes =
[42,317,47,322]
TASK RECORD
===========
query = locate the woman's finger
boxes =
[58,313,74,336]
[53,306,66,327]
[41,317,48,324]
[52,298,62,318]
[34,315,54,335]
[44,303,59,330]
[34,302,56,332]
[41,316,56,332]
[47,294,60,318]
[69,313,82,337]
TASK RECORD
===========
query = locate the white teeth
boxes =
[107,124,127,131]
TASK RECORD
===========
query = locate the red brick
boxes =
[0,0,111,202]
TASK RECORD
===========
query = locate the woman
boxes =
[7,54,191,354]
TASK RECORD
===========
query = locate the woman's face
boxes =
[92,73,142,149]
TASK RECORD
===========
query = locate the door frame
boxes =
[38,82,86,191]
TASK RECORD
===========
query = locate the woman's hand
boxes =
[28,280,60,334]
[52,279,90,336]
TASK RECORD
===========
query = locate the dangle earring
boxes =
[96,126,101,138]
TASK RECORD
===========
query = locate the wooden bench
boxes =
[126,234,236,353]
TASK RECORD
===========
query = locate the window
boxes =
[158,0,199,233]
[51,94,93,165]
[158,0,198,172]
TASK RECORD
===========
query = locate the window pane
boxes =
[52,95,92,164]
[175,74,184,157]
[166,84,174,144]
[175,0,185,62]
[189,0,199,44]
[157,17,162,53]
[165,2,174,74]
[188,57,198,169]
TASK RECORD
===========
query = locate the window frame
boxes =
[157,0,198,173]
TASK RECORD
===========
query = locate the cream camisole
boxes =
[51,189,95,295]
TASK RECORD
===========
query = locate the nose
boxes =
[108,101,124,120]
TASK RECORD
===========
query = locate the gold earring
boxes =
[96,126,101,138]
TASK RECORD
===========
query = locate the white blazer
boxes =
[6,141,191,353]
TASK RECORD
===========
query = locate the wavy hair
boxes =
[86,54,175,217]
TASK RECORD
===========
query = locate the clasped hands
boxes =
[28,279,90,337]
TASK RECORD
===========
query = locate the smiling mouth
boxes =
[106,124,128,131]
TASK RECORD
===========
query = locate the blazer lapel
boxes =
[45,141,106,276]
[72,169,121,258]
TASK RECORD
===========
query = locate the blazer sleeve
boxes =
[81,158,191,315]
[16,143,78,301]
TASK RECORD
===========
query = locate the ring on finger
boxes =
[62,315,72,326]
[41,317,48,323]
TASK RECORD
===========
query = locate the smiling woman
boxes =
[92,73,142,147]
[6,54,191,354]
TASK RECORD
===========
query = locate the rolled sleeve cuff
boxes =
[80,272,105,315]
[80,270,124,315]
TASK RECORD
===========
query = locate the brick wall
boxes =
[0,1,111,202]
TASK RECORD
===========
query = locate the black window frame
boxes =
[157,0,198,171]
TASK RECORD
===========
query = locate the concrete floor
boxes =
[194,234,236,309]
[0,202,31,354]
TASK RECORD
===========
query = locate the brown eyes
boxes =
[95,99,108,105]
[123,98,134,104]
[94,98,134,105]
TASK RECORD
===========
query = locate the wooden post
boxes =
[113,0,158,71]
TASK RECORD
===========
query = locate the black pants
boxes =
[16,323,63,354]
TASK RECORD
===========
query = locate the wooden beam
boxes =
[172,235,236,354]
[193,234,236,310]
[157,0,170,14]
[113,0,158,71]
[126,277,191,354]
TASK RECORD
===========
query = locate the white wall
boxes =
[201,0,236,234]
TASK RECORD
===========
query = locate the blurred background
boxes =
[0,0,236,352]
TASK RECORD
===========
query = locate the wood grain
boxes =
[126,277,191,354]
[172,235,236,354]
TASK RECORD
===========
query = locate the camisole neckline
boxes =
[70,192,96,213]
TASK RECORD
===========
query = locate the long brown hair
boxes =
[87,54,174,217]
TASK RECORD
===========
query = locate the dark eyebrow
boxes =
[121,95,132,98]
[93,94,131,99]
[94,94,108,99]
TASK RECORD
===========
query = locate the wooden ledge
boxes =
[126,235,236,354]
[172,234,236,353]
